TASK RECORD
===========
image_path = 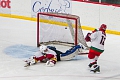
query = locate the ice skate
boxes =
[88,61,97,68]
[90,65,100,73]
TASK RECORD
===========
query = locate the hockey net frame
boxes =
[37,12,88,48]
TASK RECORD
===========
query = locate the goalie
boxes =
[24,44,86,67]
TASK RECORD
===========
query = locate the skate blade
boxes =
[90,70,100,74]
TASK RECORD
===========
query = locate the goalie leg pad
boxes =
[60,45,82,60]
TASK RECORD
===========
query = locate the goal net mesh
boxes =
[37,12,88,48]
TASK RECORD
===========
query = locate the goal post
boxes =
[37,12,88,48]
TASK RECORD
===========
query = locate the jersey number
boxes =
[100,36,106,45]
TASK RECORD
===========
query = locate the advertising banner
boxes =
[31,0,72,17]
[0,0,11,14]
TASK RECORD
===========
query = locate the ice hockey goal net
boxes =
[37,12,88,48]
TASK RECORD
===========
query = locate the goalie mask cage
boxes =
[37,12,88,47]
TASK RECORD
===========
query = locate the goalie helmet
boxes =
[39,45,47,53]
[99,24,107,31]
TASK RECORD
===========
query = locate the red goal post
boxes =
[37,12,88,48]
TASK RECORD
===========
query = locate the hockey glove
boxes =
[45,60,56,67]
[85,33,91,42]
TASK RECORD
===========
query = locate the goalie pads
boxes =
[85,33,91,42]
[60,45,81,60]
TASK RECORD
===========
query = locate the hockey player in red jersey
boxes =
[24,45,57,67]
[24,44,85,67]
[86,24,107,73]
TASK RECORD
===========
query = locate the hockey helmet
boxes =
[99,24,107,31]
[39,45,47,53]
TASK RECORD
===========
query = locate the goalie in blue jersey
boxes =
[47,44,86,61]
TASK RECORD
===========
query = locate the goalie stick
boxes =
[78,52,88,55]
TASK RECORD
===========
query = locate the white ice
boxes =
[0,17,120,80]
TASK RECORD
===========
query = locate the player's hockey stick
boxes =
[78,52,88,55]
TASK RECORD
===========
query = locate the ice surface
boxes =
[0,17,120,80]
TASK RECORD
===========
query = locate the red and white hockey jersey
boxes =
[34,48,57,62]
[90,31,106,50]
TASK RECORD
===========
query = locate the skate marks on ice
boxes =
[97,59,120,80]
[99,74,120,80]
